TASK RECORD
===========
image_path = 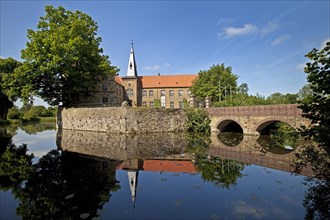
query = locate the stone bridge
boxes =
[206,104,310,135]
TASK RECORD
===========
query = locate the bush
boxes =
[185,108,211,133]
[7,106,21,119]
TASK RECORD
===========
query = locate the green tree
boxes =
[190,64,238,102]
[0,58,22,119]
[266,92,298,104]
[300,41,330,148]
[298,84,313,104]
[7,106,21,119]
[11,6,118,107]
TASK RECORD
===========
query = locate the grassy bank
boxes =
[2,117,56,125]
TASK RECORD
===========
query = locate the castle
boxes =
[79,43,197,108]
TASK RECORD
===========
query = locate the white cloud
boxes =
[320,38,330,49]
[272,35,290,45]
[143,65,161,71]
[260,21,280,36]
[217,17,236,25]
[143,63,172,71]
[296,63,306,71]
[218,23,258,39]
[163,63,172,68]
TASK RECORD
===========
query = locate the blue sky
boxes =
[1,0,329,103]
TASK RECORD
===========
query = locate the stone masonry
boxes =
[206,104,310,135]
[57,107,186,133]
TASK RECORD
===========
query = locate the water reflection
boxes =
[0,140,120,219]
[1,125,329,219]
[217,132,243,147]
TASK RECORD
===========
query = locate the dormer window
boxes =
[130,62,133,69]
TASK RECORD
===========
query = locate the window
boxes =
[149,90,154,97]
[178,90,183,97]
[142,90,147,97]
[142,101,147,107]
[102,97,108,104]
[188,90,191,97]
[102,83,108,92]
[179,101,184,109]
[149,101,154,108]
[161,90,165,97]
[170,101,174,109]
[169,90,174,97]
[161,96,166,108]
[127,88,133,96]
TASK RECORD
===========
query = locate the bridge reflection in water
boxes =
[57,130,313,177]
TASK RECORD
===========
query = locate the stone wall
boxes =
[57,107,186,133]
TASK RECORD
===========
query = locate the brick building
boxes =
[121,43,197,108]
[80,43,197,108]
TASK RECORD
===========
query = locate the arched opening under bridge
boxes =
[217,120,243,133]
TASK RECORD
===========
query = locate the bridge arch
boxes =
[256,117,296,135]
[216,119,243,133]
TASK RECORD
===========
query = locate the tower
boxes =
[127,41,138,77]
[122,41,142,106]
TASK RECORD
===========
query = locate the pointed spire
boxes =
[127,170,138,205]
[126,41,138,77]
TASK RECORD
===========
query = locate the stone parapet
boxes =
[57,107,186,133]
[206,104,302,117]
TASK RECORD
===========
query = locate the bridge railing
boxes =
[206,104,302,117]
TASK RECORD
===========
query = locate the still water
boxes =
[0,123,329,219]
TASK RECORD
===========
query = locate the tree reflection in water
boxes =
[0,132,120,219]
[186,132,246,189]
[294,143,330,220]
[1,125,330,219]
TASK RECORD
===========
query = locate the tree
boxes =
[298,84,313,103]
[190,64,238,102]
[0,57,21,119]
[11,6,118,107]
[266,92,298,104]
[300,41,330,148]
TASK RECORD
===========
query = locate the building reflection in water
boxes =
[57,129,314,198]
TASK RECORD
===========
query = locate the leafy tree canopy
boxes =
[300,41,330,148]
[190,64,239,102]
[9,5,118,107]
[0,57,21,119]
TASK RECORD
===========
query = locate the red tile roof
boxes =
[142,160,197,173]
[140,74,197,88]
[115,76,123,85]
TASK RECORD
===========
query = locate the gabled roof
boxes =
[115,76,123,85]
[140,74,197,88]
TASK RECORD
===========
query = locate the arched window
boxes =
[127,88,133,97]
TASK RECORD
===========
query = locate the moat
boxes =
[1,123,329,219]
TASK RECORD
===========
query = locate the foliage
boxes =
[0,57,21,119]
[270,122,300,149]
[299,41,330,148]
[0,142,34,191]
[196,156,246,189]
[190,64,239,102]
[153,98,161,108]
[7,106,21,119]
[266,92,298,104]
[7,105,56,123]
[0,131,120,219]
[7,5,118,107]
[293,143,330,219]
[185,132,211,156]
[298,84,313,103]
[185,108,211,133]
